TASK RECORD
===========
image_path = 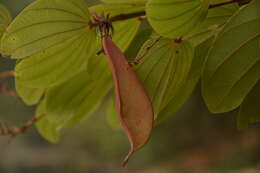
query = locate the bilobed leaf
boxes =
[135,36,194,117]
[102,33,153,165]
[35,100,61,143]
[184,0,239,46]
[0,4,11,44]
[15,78,44,105]
[157,38,213,123]
[2,0,97,88]
[237,81,260,129]
[1,0,91,58]
[202,0,260,113]
[146,0,209,38]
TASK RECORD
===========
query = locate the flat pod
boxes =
[102,34,154,165]
[146,0,209,38]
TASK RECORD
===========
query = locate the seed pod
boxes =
[102,33,154,166]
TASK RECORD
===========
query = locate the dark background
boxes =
[0,0,260,172]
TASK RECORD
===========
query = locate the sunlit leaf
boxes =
[146,0,209,38]
[202,0,260,113]
[135,36,194,117]
[90,1,145,16]
[0,4,12,45]
[103,33,153,165]
[157,38,213,123]
[15,78,44,105]
[2,0,97,88]
[15,31,97,88]
[35,100,61,143]
[237,81,260,129]
[1,0,92,58]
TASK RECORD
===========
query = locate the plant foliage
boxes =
[0,0,259,165]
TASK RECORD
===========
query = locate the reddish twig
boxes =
[88,0,251,29]
[0,115,44,137]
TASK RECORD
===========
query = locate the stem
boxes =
[110,11,146,22]
[89,0,250,27]
[0,71,14,79]
[0,115,44,137]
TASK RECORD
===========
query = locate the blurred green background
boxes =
[0,0,260,172]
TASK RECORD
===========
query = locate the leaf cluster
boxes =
[0,0,259,164]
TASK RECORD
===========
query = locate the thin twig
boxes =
[110,11,146,23]
[0,71,14,79]
[0,115,44,137]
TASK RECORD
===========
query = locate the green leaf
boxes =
[106,95,121,130]
[184,0,239,46]
[90,1,145,16]
[157,38,213,123]
[45,68,112,126]
[202,0,260,113]
[1,0,91,58]
[125,25,153,60]
[135,36,194,117]
[146,0,209,38]
[15,78,44,105]
[35,100,61,143]
[237,81,260,129]
[14,31,97,88]
[2,0,97,88]
[204,0,238,26]
[0,4,11,44]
